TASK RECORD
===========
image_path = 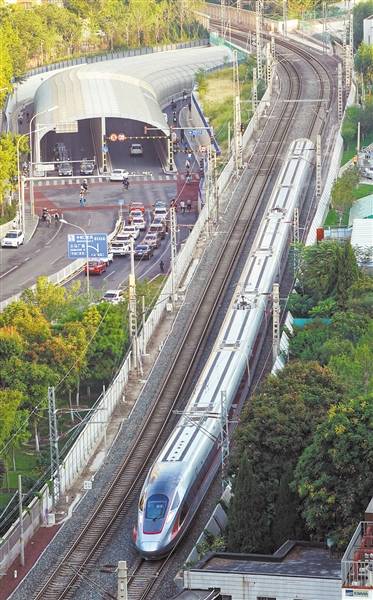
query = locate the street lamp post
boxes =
[29,105,58,215]
[59,219,90,296]
[17,126,48,235]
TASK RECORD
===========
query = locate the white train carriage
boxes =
[134,138,315,558]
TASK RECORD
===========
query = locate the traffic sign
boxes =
[67,233,108,259]
[109,133,118,142]
[118,133,126,141]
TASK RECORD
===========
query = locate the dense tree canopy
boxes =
[294,396,373,547]
[227,241,373,554]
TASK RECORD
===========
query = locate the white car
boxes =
[122,225,140,239]
[130,143,143,157]
[110,169,128,182]
[153,206,168,220]
[102,290,123,304]
[132,216,146,231]
[364,168,373,180]
[111,241,130,256]
[1,230,25,248]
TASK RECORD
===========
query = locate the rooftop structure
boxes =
[349,195,373,226]
[184,541,341,600]
[364,15,373,45]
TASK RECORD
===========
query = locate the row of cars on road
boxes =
[96,201,169,303]
[110,201,168,261]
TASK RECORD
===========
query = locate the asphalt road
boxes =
[0,180,196,302]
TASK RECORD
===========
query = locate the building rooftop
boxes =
[193,541,341,580]
[349,194,373,226]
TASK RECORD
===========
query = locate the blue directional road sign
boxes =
[67,233,108,259]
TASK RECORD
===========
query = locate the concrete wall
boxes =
[184,570,341,600]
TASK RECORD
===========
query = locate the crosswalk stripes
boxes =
[35,174,177,186]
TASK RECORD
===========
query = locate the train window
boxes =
[145,494,168,520]
[171,492,180,511]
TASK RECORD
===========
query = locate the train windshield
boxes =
[145,494,168,520]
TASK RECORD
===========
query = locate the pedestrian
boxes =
[79,191,85,206]
[171,98,176,111]
[46,213,51,227]
[160,260,164,273]
[185,159,190,170]
[54,212,59,225]
[82,179,88,192]
[188,101,191,113]
[180,200,186,213]
[170,198,176,210]
[187,199,192,212]
[173,111,177,125]
[187,152,192,161]
[180,128,185,142]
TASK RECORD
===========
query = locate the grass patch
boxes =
[324,184,373,228]
[352,183,373,200]
[324,208,349,228]
[198,59,255,159]
[1,448,40,493]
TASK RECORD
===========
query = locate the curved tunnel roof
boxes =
[34,46,232,138]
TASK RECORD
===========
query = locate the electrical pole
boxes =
[220,0,226,38]
[338,62,343,122]
[322,1,327,54]
[271,35,276,61]
[266,42,272,85]
[117,561,128,600]
[18,474,25,567]
[128,237,138,371]
[220,391,230,493]
[283,0,288,37]
[233,50,243,173]
[293,207,300,276]
[256,0,264,81]
[316,134,322,201]
[48,386,60,506]
[170,206,177,306]
[272,283,280,362]
[252,67,258,128]
[167,136,175,172]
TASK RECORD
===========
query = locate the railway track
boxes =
[32,29,335,600]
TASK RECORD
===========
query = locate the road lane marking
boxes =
[23,257,31,262]
[0,264,19,279]
[35,248,41,253]
[104,270,115,280]
[51,256,62,265]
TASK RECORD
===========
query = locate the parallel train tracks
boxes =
[32,30,335,600]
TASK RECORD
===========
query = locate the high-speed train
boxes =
[134,138,315,559]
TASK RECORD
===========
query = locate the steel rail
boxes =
[129,32,337,600]
[32,30,329,600]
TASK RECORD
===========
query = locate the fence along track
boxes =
[33,34,310,600]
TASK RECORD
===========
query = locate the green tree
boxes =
[355,42,373,86]
[227,453,270,553]
[353,0,373,46]
[335,242,359,310]
[271,465,303,549]
[0,389,23,449]
[331,167,359,217]
[229,361,344,551]
[294,396,373,548]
